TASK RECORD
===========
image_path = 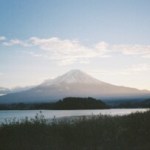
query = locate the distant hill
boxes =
[107,99,150,108]
[52,97,109,109]
[0,87,10,96]
[0,86,34,96]
[0,70,150,103]
[0,97,108,110]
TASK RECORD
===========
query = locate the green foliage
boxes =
[54,97,108,109]
[0,110,150,150]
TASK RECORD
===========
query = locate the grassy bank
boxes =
[0,110,150,150]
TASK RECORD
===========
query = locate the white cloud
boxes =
[3,39,30,47]
[112,44,150,57]
[1,36,150,65]
[28,37,109,65]
[0,36,6,41]
[25,51,50,59]
[95,41,109,52]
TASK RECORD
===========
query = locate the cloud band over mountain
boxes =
[1,36,150,65]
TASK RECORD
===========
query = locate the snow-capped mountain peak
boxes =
[42,69,103,86]
[0,69,150,103]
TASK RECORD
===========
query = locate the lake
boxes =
[0,108,148,123]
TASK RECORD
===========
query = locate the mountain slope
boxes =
[0,86,34,96]
[0,87,10,96]
[0,70,150,103]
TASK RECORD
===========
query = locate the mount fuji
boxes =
[0,70,150,103]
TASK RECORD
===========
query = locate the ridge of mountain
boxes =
[0,86,35,96]
[41,70,108,86]
[0,87,10,96]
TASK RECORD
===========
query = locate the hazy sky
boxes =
[0,0,150,90]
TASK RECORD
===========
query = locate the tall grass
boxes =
[0,110,150,150]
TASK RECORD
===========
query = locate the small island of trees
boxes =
[0,97,109,110]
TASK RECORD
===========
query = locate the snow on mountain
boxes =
[41,70,105,86]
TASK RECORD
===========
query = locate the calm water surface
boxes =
[0,109,148,123]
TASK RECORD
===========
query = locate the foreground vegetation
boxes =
[0,110,150,150]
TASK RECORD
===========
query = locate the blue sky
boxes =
[0,0,150,90]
